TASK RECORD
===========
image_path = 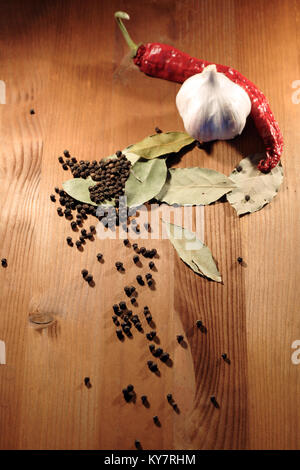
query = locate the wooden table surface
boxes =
[0,0,299,450]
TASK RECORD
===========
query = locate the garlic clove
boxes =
[176,64,251,142]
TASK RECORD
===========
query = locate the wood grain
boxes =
[0,0,299,450]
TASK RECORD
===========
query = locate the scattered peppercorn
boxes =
[141,395,148,405]
[75,240,82,248]
[136,275,144,285]
[167,394,173,402]
[245,194,250,201]
[97,253,103,262]
[71,221,77,230]
[86,274,93,283]
[236,165,243,172]
[81,269,88,278]
[133,255,140,264]
[116,329,124,340]
[1,258,7,268]
[30,109,35,115]
[84,377,91,389]
[123,239,130,246]
[135,440,142,450]
[149,261,155,269]
[210,396,219,408]
[177,335,184,343]
[153,347,163,357]
[130,297,137,305]
[153,415,160,426]
[160,353,169,363]
[50,194,56,202]
[237,257,243,263]
[66,236,73,246]
[119,301,127,310]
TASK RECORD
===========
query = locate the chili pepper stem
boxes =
[114,11,139,57]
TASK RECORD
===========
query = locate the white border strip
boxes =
[0,340,6,364]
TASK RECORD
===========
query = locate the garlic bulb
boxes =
[176,64,251,142]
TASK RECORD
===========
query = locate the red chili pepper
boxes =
[115,12,283,172]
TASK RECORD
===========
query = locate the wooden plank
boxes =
[0,0,299,450]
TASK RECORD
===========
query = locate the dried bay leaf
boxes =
[125,131,195,160]
[125,158,167,207]
[164,221,222,282]
[227,154,284,216]
[62,177,97,206]
[157,167,236,205]
[62,177,115,207]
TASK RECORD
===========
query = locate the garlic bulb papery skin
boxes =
[176,64,251,142]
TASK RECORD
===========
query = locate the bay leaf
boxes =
[122,151,140,166]
[125,158,167,207]
[62,177,97,206]
[130,158,153,182]
[226,154,284,216]
[102,152,140,165]
[125,131,195,160]
[62,177,115,207]
[157,167,236,205]
[164,221,222,282]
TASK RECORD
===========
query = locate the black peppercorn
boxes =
[71,221,77,231]
[84,377,91,388]
[245,194,250,201]
[116,329,124,340]
[75,240,82,248]
[133,255,139,264]
[149,344,155,352]
[153,347,163,357]
[123,239,130,246]
[86,274,93,283]
[130,297,136,305]
[160,353,169,363]
[30,108,35,115]
[97,253,103,261]
[127,384,134,392]
[177,335,184,343]
[136,275,144,285]
[66,236,73,246]
[155,127,162,133]
[167,394,173,402]
[63,150,70,157]
[135,440,141,450]
[50,194,56,202]
[81,269,88,278]
[237,257,243,263]
[153,415,160,425]
[1,258,7,268]
[149,261,155,269]
[210,396,219,408]
[145,273,152,280]
[62,164,68,171]
[149,363,158,373]
[58,156,64,164]
[141,395,147,404]
[113,304,119,314]
[147,279,153,287]
[119,301,126,310]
